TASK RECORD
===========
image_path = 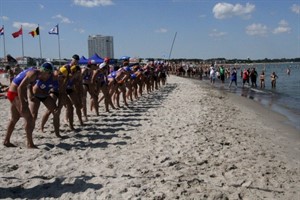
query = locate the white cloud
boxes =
[273,20,291,34]
[291,4,300,14]
[52,14,73,24]
[1,16,9,21]
[73,0,114,7]
[246,23,267,36]
[12,22,38,30]
[74,28,85,34]
[213,2,255,19]
[209,29,227,38]
[39,4,44,9]
[155,28,168,33]
[278,19,288,27]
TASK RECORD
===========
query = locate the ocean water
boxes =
[208,62,300,130]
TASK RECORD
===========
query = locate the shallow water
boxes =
[198,62,300,131]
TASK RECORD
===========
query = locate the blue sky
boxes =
[0,0,299,60]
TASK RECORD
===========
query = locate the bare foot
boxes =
[3,142,17,148]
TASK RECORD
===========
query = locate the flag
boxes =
[12,27,23,38]
[0,26,4,36]
[48,24,59,35]
[29,27,39,37]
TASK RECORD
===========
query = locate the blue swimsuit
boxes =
[12,68,37,85]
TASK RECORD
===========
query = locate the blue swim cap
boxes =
[40,62,54,73]
[120,56,130,61]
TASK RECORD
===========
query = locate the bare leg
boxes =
[41,110,51,132]
[3,104,20,147]
[25,114,37,148]
[43,98,61,137]
[65,97,75,130]
[69,92,84,126]
[120,86,128,107]
[81,86,88,121]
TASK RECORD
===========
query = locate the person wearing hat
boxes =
[110,57,132,108]
[126,64,146,101]
[63,61,84,130]
[4,62,55,148]
[92,61,116,112]
[39,65,72,135]
[55,54,84,129]
[82,59,98,119]
[28,62,61,138]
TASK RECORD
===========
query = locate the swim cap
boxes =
[99,63,106,69]
[88,59,96,65]
[72,54,80,61]
[104,57,110,62]
[120,56,130,61]
[40,62,54,73]
[59,67,69,77]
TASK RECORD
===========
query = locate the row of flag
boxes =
[0,25,59,38]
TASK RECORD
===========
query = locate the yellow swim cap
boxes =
[59,66,69,77]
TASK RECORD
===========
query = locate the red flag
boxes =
[12,27,23,38]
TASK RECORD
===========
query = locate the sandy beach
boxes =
[0,75,300,199]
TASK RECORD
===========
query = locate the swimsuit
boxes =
[107,71,117,79]
[7,91,18,103]
[33,75,54,102]
[97,73,108,87]
[35,75,54,92]
[8,68,38,103]
[131,74,137,79]
[66,79,74,94]
[12,68,36,86]
[33,94,48,102]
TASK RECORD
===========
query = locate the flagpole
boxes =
[168,32,177,60]
[2,25,6,59]
[38,24,42,59]
[58,32,61,60]
[21,25,24,58]
[57,24,61,65]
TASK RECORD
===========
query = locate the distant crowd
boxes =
[169,63,284,89]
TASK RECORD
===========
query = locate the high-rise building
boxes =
[88,35,114,58]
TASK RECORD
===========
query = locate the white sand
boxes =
[0,75,300,199]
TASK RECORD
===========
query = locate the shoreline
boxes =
[186,75,300,131]
[188,76,300,164]
[0,75,300,199]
